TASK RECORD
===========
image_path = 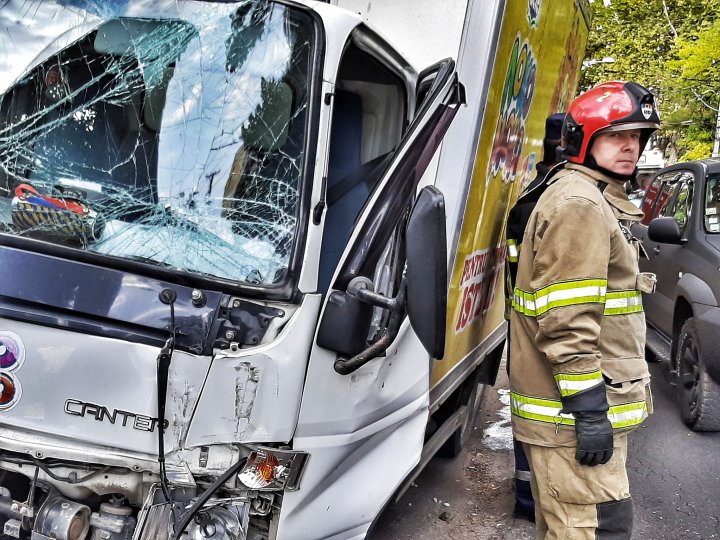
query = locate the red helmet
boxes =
[562,81,660,164]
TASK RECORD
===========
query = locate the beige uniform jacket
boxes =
[509,163,653,447]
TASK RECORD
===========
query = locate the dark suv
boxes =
[631,158,720,431]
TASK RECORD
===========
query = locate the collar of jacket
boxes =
[563,163,644,221]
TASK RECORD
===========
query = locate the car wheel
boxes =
[676,318,720,431]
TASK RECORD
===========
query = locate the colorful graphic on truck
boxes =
[548,11,586,118]
[488,35,537,185]
[527,0,541,27]
[435,0,589,385]
[454,246,505,334]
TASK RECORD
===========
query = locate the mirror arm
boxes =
[334,335,393,375]
[353,288,399,311]
[346,276,399,311]
[333,281,407,375]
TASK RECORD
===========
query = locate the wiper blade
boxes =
[124,255,176,269]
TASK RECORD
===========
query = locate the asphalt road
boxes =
[369,360,720,540]
[629,361,720,539]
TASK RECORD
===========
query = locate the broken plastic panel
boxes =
[0,0,313,286]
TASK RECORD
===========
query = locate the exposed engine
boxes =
[0,446,306,540]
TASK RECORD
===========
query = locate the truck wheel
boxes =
[438,369,485,457]
[676,318,720,431]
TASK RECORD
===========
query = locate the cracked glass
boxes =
[0,0,313,286]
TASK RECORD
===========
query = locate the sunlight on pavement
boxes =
[482,388,513,451]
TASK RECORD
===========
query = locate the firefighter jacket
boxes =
[509,163,653,448]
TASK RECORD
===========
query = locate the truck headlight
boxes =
[237,448,308,491]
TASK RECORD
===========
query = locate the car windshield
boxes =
[704,173,720,233]
[0,0,313,287]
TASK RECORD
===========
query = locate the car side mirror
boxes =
[324,186,447,375]
[648,216,683,244]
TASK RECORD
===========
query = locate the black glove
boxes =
[560,382,613,467]
[573,410,613,466]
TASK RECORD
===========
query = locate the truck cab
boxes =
[0,1,462,538]
[0,0,593,537]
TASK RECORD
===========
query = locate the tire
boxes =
[676,318,720,431]
[438,370,486,457]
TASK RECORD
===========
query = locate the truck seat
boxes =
[110,66,176,205]
[318,91,390,292]
[109,83,157,205]
[227,80,297,256]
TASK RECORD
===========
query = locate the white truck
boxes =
[0,0,589,538]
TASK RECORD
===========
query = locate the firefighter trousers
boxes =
[513,437,535,519]
[522,434,632,540]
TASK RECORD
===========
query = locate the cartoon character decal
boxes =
[527,0,541,27]
[487,35,537,185]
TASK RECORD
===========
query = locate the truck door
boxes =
[278,60,462,539]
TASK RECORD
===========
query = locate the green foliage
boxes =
[581,0,720,161]
[683,142,713,160]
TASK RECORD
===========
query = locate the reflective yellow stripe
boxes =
[512,279,607,317]
[511,392,575,426]
[554,370,603,397]
[510,392,647,428]
[512,283,643,318]
[507,239,519,263]
[604,290,643,316]
[607,402,650,428]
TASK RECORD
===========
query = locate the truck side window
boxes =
[318,38,407,292]
[368,212,408,340]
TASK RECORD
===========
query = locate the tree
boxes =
[580,0,720,161]
[667,18,720,158]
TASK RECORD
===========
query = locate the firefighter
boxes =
[508,112,566,523]
[509,81,660,539]
[535,113,566,184]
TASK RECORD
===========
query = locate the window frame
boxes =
[703,172,720,234]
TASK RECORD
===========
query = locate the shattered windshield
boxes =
[0,0,314,286]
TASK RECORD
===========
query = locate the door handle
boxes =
[653,246,661,255]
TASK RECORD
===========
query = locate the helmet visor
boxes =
[600,121,660,133]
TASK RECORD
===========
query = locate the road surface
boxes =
[369,360,720,540]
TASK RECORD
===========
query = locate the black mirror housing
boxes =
[406,185,447,359]
[648,216,683,244]
[316,291,374,357]
[320,185,448,374]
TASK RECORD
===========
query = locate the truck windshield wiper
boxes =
[123,255,177,269]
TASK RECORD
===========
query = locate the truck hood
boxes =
[0,247,319,470]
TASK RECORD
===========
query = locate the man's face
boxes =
[589,129,642,176]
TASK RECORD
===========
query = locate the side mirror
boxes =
[326,186,447,375]
[648,216,683,244]
[405,185,447,359]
